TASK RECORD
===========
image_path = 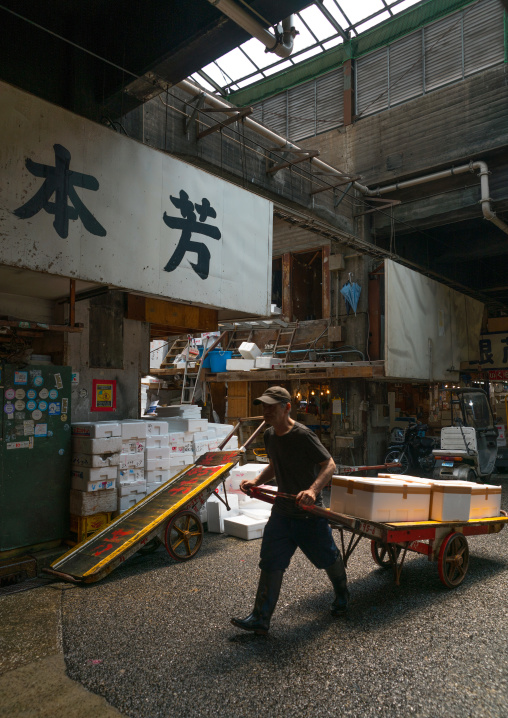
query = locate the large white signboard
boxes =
[0,82,272,315]
[385,260,484,381]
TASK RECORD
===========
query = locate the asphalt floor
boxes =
[1,477,507,718]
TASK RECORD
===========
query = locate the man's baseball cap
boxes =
[253,386,291,405]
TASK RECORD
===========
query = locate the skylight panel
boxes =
[337,0,385,26]
[190,73,216,93]
[292,18,319,51]
[391,0,422,13]
[235,72,265,88]
[294,46,323,63]
[356,10,391,33]
[214,47,258,78]
[240,37,278,69]
[201,62,233,86]
[263,60,293,76]
[322,36,344,50]
[322,0,349,29]
[299,5,337,41]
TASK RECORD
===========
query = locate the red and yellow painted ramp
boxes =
[48,451,241,583]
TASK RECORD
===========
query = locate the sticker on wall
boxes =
[15,389,26,400]
[5,388,15,400]
[4,403,14,414]
[27,389,37,399]
[15,424,24,436]
[48,430,53,437]
[49,388,58,400]
[24,420,35,436]
[61,414,68,422]
[14,371,28,385]
[62,398,68,413]
[39,388,49,399]
[58,448,65,455]
[71,372,79,385]
[15,400,25,411]
[38,400,48,412]
[29,436,34,449]
[54,373,63,390]
[33,375,43,387]
[6,440,30,450]
[48,402,61,416]
[26,400,37,411]
[34,423,47,437]
[15,412,25,421]
[91,379,117,412]
[32,409,42,420]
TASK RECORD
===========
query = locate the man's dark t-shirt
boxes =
[264,422,331,518]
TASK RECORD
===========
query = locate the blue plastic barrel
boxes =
[208,350,232,373]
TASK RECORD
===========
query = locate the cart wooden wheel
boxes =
[438,532,469,588]
[164,510,203,561]
[371,541,401,568]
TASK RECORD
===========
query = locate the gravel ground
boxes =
[62,477,508,718]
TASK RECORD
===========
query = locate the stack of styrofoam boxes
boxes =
[163,415,208,475]
[380,474,502,521]
[206,422,239,453]
[71,422,121,521]
[254,355,283,370]
[117,420,147,514]
[209,463,273,539]
[226,342,261,372]
[330,475,431,523]
[143,420,171,494]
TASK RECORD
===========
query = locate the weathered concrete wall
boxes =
[66,296,149,422]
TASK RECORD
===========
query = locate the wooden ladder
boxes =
[272,325,297,362]
[160,337,189,368]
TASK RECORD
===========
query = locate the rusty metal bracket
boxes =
[310,176,360,195]
[185,93,206,133]
[197,106,253,140]
[266,149,320,175]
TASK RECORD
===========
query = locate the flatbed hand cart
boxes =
[45,419,265,584]
[249,487,508,588]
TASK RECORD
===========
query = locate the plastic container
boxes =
[209,350,232,373]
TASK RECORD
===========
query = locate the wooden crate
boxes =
[69,512,113,543]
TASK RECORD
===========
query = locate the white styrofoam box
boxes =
[118,479,147,497]
[145,434,170,449]
[121,421,147,440]
[117,494,145,513]
[118,452,145,470]
[223,514,267,540]
[121,439,146,454]
[330,476,431,522]
[229,463,264,481]
[428,482,472,522]
[193,438,209,454]
[71,476,116,493]
[169,432,184,445]
[71,465,117,484]
[70,488,117,516]
[162,418,208,433]
[199,504,208,524]
[226,358,255,371]
[170,441,193,454]
[168,464,187,479]
[238,341,261,360]
[145,468,170,485]
[72,436,122,456]
[208,438,221,450]
[469,483,502,519]
[223,436,239,449]
[71,421,122,438]
[203,428,216,438]
[254,356,283,369]
[145,446,171,462]
[143,420,169,436]
[207,423,231,437]
[169,452,194,467]
[72,451,121,469]
[118,468,144,484]
[206,494,240,533]
[146,457,171,472]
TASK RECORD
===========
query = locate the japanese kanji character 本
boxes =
[13,144,106,239]
[162,190,221,280]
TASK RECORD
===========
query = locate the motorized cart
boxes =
[45,419,266,583]
[248,487,508,588]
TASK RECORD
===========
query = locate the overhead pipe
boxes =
[207,0,296,58]
[367,160,508,236]
[176,81,508,237]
